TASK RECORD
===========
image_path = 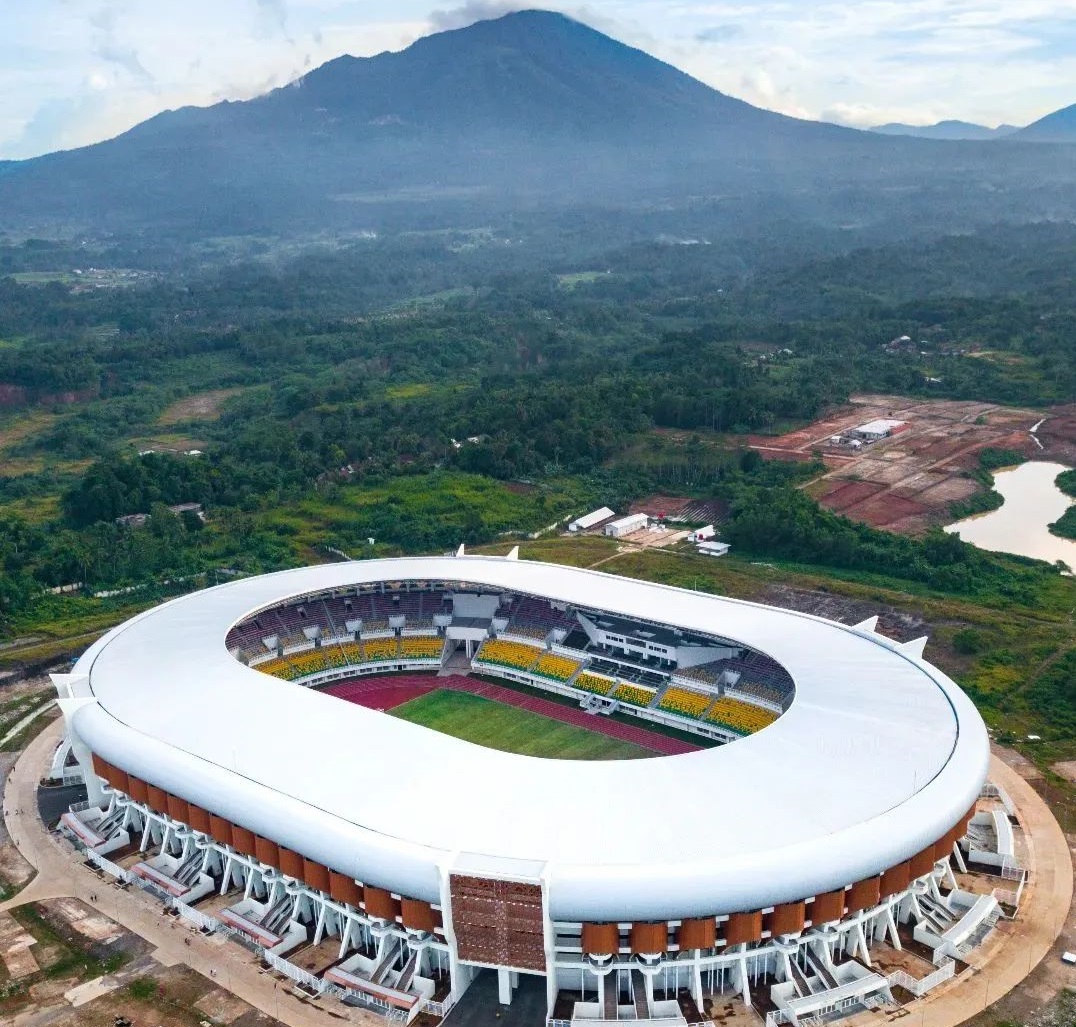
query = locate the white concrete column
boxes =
[338,916,353,959]
[220,855,234,894]
[855,919,871,965]
[778,948,793,983]
[498,967,513,1004]
[737,949,752,1007]
[885,906,902,950]
[906,891,923,923]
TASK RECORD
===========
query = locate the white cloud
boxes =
[428,1,523,31]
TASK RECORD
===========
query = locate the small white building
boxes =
[604,513,649,538]
[851,419,907,442]
[697,541,731,557]
[688,525,716,543]
[568,507,615,533]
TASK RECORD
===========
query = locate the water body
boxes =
[945,461,1076,568]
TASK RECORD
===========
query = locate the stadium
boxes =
[54,553,1007,1026]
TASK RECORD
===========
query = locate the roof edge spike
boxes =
[897,636,929,659]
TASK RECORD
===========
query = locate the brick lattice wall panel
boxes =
[450,875,545,971]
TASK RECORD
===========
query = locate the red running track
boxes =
[322,673,700,756]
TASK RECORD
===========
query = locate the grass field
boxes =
[389,689,652,760]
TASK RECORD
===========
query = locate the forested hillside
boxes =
[2,207,1076,757]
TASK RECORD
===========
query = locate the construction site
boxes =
[748,395,1052,534]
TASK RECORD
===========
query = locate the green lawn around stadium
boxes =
[388,689,652,760]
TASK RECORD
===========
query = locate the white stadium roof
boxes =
[64,556,988,920]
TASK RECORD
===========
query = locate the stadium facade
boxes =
[56,555,995,1024]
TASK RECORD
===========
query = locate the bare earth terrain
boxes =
[750,395,1050,533]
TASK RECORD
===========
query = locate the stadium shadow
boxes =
[447,969,547,1026]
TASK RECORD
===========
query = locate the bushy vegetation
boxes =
[3,218,1076,758]
[721,485,1051,603]
[949,447,1028,519]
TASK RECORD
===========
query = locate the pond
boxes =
[944,461,1076,568]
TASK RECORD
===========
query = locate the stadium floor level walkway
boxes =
[322,673,701,756]
[1,720,375,1027]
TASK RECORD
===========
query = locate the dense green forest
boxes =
[6,221,1076,598]
[2,219,1076,629]
[3,218,1076,755]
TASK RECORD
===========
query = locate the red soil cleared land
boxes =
[322,673,701,756]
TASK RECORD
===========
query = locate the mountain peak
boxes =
[285,6,760,138]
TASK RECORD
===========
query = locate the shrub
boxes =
[953,628,987,655]
[127,977,158,1000]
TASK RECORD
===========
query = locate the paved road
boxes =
[2,718,378,1027]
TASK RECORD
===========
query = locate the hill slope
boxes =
[870,120,1018,140]
[1016,104,1076,141]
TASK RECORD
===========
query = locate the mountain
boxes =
[1015,104,1076,141]
[869,120,1019,141]
[0,10,856,234]
[1,10,1074,237]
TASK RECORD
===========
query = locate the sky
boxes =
[3,0,1076,160]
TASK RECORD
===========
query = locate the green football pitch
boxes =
[388,689,652,760]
